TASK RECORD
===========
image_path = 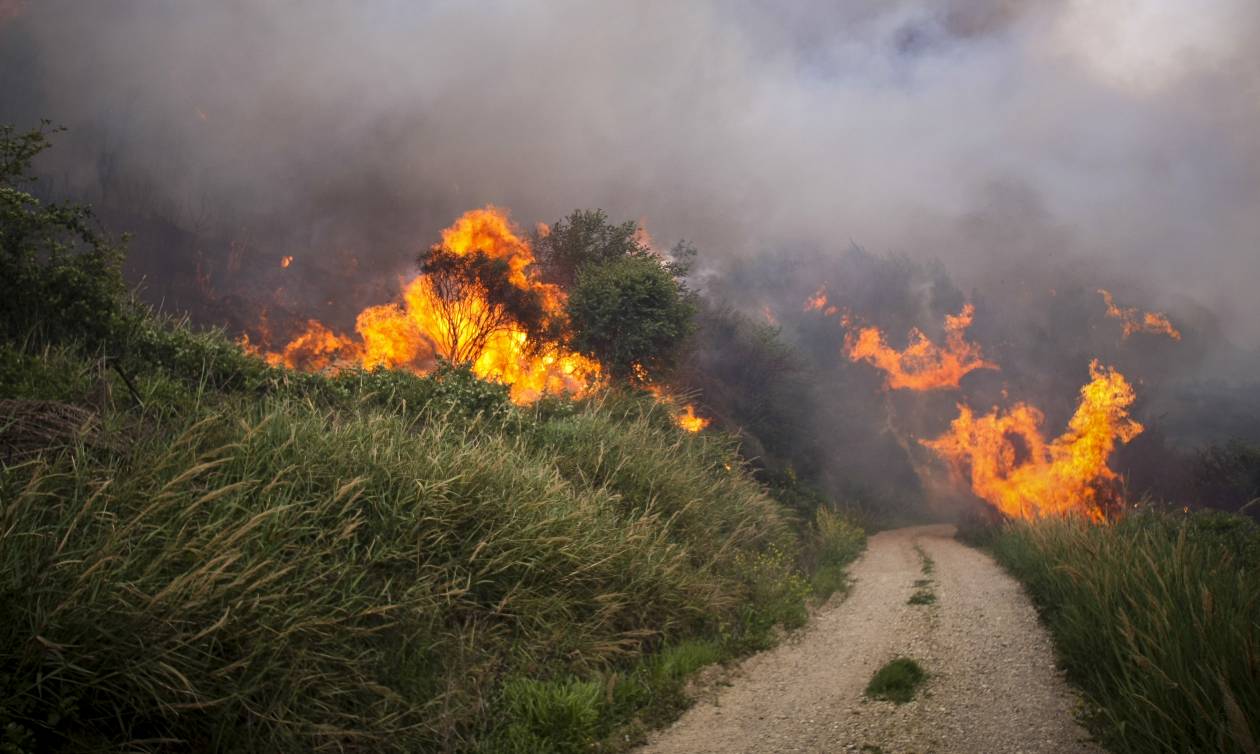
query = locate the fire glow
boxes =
[922,360,1143,521]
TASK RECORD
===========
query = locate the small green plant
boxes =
[912,579,932,588]
[865,658,927,704]
[913,544,935,575]
[489,678,603,754]
[907,590,936,605]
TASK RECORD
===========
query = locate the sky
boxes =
[2,0,1258,345]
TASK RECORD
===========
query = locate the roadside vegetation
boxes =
[967,511,1260,754]
[0,124,866,752]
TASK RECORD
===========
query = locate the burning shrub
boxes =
[416,245,549,365]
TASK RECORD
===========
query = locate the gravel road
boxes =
[639,524,1101,754]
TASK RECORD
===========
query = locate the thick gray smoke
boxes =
[2,0,1258,343]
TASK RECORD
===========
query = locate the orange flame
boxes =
[253,207,601,404]
[676,404,710,433]
[845,304,997,391]
[922,360,1143,520]
[1099,289,1180,341]
[643,381,709,432]
[804,286,839,317]
[280,255,293,268]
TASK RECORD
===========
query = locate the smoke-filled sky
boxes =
[3,0,1259,345]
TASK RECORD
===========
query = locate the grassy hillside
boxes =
[969,513,1260,754]
[0,330,864,752]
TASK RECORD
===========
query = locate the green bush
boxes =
[986,513,1260,753]
[0,124,131,354]
[566,255,696,384]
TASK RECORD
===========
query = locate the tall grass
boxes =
[981,513,1260,754]
[0,338,864,752]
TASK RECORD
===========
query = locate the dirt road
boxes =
[640,525,1100,754]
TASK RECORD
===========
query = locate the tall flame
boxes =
[1099,289,1181,341]
[846,304,997,391]
[253,207,601,404]
[922,360,1143,520]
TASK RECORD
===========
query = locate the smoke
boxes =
[3,0,1259,510]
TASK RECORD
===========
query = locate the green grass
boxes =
[805,507,867,602]
[977,512,1260,753]
[913,544,935,575]
[865,657,926,704]
[0,331,866,752]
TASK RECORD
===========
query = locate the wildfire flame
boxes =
[922,360,1143,520]
[251,207,601,404]
[1099,289,1180,341]
[643,380,710,433]
[845,304,997,391]
[804,286,839,317]
[676,404,710,433]
[280,255,293,268]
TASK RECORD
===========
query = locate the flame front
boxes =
[255,207,601,404]
[922,360,1143,520]
[846,304,997,391]
[1099,289,1180,341]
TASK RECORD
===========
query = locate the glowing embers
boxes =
[1099,289,1180,341]
[922,360,1143,521]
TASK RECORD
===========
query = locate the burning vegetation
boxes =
[845,303,997,391]
[1099,288,1181,341]
[248,207,602,404]
[923,360,1144,521]
[246,206,708,428]
[806,282,1155,521]
[806,288,996,390]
